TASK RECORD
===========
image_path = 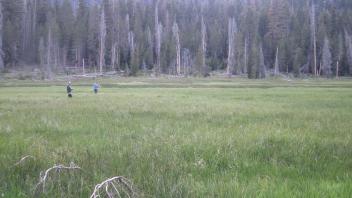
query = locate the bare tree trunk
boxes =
[82,58,85,75]
[321,36,332,77]
[243,37,248,74]
[172,22,181,75]
[111,0,119,71]
[310,3,317,76]
[289,0,294,14]
[32,0,37,54]
[57,47,60,67]
[21,0,28,54]
[345,30,352,75]
[336,61,339,78]
[54,46,58,69]
[182,49,191,76]
[99,8,106,74]
[39,38,45,68]
[313,29,317,76]
[227,17,237,77]
[75,48,78,67]
[156,24,162,75]
[111,43,118,71]
[63,48,67,67]
[259,43,266,78]
[0,1,4,70]
[23,0,37,61]
[128,31,135,61]
[274,47,279,75]
[201,16,207,76]
[46,28,52,79]
[155,1,161,76]
[125,14,130,38]
[146,26,153,69]
[129,31,137,75]
[124,14,130,73]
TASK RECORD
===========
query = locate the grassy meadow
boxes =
[1,78,352,197]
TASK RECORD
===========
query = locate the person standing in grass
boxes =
[92,82,100,94]
[67,81,73,98]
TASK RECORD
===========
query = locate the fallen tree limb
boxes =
[13,155,35,167]
[34,162,81,194]
[90,176,137,198]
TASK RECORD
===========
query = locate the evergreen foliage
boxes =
[1,0,352,77]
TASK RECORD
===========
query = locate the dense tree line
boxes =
[1,0,352,78]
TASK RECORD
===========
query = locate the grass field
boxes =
[1,78,352,197]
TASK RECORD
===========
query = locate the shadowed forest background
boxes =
[1,0,352,78]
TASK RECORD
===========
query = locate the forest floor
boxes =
[1,77,352,197]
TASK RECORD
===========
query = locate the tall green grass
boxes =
[1,79,352,197]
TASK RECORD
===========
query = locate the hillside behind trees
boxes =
[1,0,352,78]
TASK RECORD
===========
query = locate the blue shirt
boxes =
[92,83,99,90]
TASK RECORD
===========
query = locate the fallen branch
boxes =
[90,176,137,198]
[34,162,81,194]
[13,155,35,167]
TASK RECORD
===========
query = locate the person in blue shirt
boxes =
[92,82,100,94]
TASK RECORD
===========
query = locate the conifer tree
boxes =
[0,1,4,70]
[322,36,332,76]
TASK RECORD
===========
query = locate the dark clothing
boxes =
[67,85,73,97]
[67,85,72,94]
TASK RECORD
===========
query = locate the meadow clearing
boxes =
[1,78,352,197]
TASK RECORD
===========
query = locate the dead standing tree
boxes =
[39,37,45,68]
[259,43,266,78]
[146,26,153,72]
[128,30,135,74]
[336,34,344,78]
[227,17,237,77]
[0,1,3,70]
[124,14,131,74]
[274,47,279,75]
[310,2,317,76]
[182,48,191,76]
[111,0,119,71]
[21,0,29,57]
[201,16,207,76]
[46,27,52,79]
[172,21,181,76]
[345,30,352,75]
[21,0,37,61]
[155,1,162,76]
[243,37,248,74]
[322,36,332,77]
[99,7,107,74]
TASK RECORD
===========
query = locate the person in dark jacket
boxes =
[67,81,73,98]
